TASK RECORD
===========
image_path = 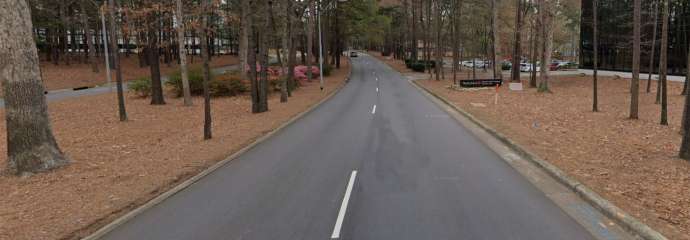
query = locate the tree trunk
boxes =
[537,0,553,93]
[647,0,658,93]
[434,0,442,81]
[258,1,270,113]
[307,2,315,81]
[285,0,297,102]
[239,0,249,79]
[271,1,288,103]
[630,0,641,119]
[592,0,599,110]
[529,18,538,88]
[149,19,165,105]
[176,0,192,106]
[201,0,212,139]
[60,3,70,66]
[491,0,502,80]
[81,0,99,73]
[248,4,260,113]
[659,0,669,125]
[109,0,128,121]
[511,0,523,82]
[680,39,690,159]
[1,0,69,174]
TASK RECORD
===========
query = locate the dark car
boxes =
[350,51,358,57]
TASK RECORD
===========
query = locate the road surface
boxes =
[101,54,599,240]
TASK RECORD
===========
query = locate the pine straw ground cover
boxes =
[0,57,349,240]
[37,54,239,91]
[417,75,690,239]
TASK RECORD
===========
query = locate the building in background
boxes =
[580,0,689,75]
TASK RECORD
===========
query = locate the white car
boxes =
[520,63,541,72]
[462,59,486,68]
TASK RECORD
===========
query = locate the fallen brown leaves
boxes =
[419,74,690,239]
[37,54,239,91]
[0,57,349,240]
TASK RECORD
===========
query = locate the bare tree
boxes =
[200,0,212,139]
[630,0,641,119]
[80,0,99,73]
[176,0,192,106]
[647,0,659,93]
[491,0,501,80]
[659,0,669,125]
[239,0,249,79]
[1,0,70,174]
[148,12,165,105]
[511,0,524,83]
[679,38,690,160]
[109,0,128,121]
[592,0,599,111]
[434,0,442,81]
[258,1,270,113]
[537,0,553,93]
[248,0,269,113]
[307,1,316,81]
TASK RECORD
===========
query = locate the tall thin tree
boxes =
[647,0,659,93]
[511,0,524,83]
[679,38,690,159]
[630,0,641,119]
[176,0,193,106]
[109,0,128,121]
[80,0,99,73]
[201,0,212,139]
[537,0,553,93]
[592,0,599,111]
[148,10,165,105]
[239,0,249,79]
[491,0,501,80]
[659,0,669,125]
[1,0,70,174]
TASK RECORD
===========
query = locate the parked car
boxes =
[549,62,560,71]
[350,51,358,57]
[520,63,541,72]
[501,61,512,70]
[462,59,486,68]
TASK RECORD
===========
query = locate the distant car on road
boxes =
[462,59,486,68]
[350,51,358,57]
[520,63,540,72]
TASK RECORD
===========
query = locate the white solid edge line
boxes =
[331,170,358,239]
[371,105,377,114]
[376,87,379,92]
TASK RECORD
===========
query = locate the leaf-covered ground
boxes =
[0,57,349,240]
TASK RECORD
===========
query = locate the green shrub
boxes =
[128,77,152,97]
[322,64,333,76]
[410,62,426,72]
[166,68,206,97]
[269,78,282,92]
[501,61,512,70]
[405,59,414,68]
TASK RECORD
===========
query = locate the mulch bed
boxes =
[37,54,239,91]
[0,57,350,240]
[417,74,690,239]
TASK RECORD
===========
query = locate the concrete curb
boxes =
[81,60,352,240]
[409,79,667,240]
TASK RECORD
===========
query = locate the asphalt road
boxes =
[100,54,596,240]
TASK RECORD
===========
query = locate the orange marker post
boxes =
[494,84,499,105]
